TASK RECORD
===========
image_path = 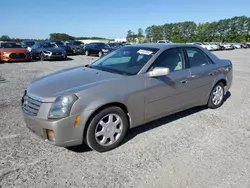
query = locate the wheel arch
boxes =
[83,102,130,139]
[214,78,227,87]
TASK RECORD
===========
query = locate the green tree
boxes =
[0,35,11,41]
[49,33,75,41]
[137,28,144,43]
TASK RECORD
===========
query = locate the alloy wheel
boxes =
[94,113,123,146]
[212,85,224,105]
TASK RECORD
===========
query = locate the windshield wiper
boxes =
[90,66,131,76]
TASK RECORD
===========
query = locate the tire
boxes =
[98,51,103,57]
[85,106,129,152]
[85,50,89,56]
[207,82,225,109]
[40,52,45,61]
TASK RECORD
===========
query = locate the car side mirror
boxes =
[148,67,170,77]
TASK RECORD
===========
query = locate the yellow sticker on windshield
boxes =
[137,49,153,55]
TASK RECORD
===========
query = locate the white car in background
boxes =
[207,42,220,51]
[221,43,234,50]
[232,43,242,49]
[191,42,213,51]
[157,40,172,43]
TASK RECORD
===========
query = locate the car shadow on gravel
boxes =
[47,57,74,62]
[123,91,232,145]
[67,91,231,153]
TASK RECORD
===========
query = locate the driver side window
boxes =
[151,48,185,72]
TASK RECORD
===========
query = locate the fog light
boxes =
[46,129,55,141]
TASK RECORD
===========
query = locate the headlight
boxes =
[3,51,8,54]
[102,49,109,52]
[48,94,78,119]
[43,50,51,54]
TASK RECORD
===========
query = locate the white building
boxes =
[114,38,126,42]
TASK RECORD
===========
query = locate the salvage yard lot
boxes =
[0,50,250,188]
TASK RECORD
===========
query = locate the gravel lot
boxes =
[0,49,250,188]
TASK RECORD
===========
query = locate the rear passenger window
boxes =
[185,48,213,68]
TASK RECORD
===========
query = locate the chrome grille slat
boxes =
[22,95,42,116]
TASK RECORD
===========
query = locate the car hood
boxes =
[43,48,64,52]
[27,66,123,102]
[1,48,27,53]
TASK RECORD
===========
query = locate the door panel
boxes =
[184,47,217,105]
[144,69,191,120]
[188,64,217,104]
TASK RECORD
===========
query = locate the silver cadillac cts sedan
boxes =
[22,43,233,152]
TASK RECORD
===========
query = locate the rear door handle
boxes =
[180,79,188,84]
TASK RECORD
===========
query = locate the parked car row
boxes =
[189,42,250,51]
[0,39,129,63]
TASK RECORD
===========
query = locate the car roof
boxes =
[126,43,199,50]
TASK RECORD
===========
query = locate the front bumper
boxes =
[23,113,83,147]
[2,53,31,62]
[44,54,66,60]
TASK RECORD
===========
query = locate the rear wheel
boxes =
[207,82,225,109]
[85,106,129,152]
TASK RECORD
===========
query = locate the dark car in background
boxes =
[108,42,125,49]
[47,40,73,55]
[83,42,115,57]
[20,40,36,52]
[66,40,84,55]
[31,42,67,61]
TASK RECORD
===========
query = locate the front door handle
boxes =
[180,79,188,84]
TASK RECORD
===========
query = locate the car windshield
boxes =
[1,43,23,48]
[42,43,55,48]
[94,43,110,48]
[24,41,35,47]
[89,46,159,75]
[109,43,120,47]
[54,41,64,45]
[73,41,83,45]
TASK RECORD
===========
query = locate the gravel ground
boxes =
[0,50,250,188]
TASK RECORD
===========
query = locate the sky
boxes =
[1,0,250,39]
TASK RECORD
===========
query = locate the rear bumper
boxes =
[23,113,83,147]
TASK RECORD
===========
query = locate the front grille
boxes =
[52,52,62,55]
[22,95,42,116]
[9,53,26,59]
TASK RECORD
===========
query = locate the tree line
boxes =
[0,33,111,42]
[126,16,250,43]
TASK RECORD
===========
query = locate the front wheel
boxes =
[98,51,103,57]
[40,52,45,61]
[85,106,129,152]
[207,82,225,109]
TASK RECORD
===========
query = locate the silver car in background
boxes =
[31,42,67,61]
[22,43,233,152]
